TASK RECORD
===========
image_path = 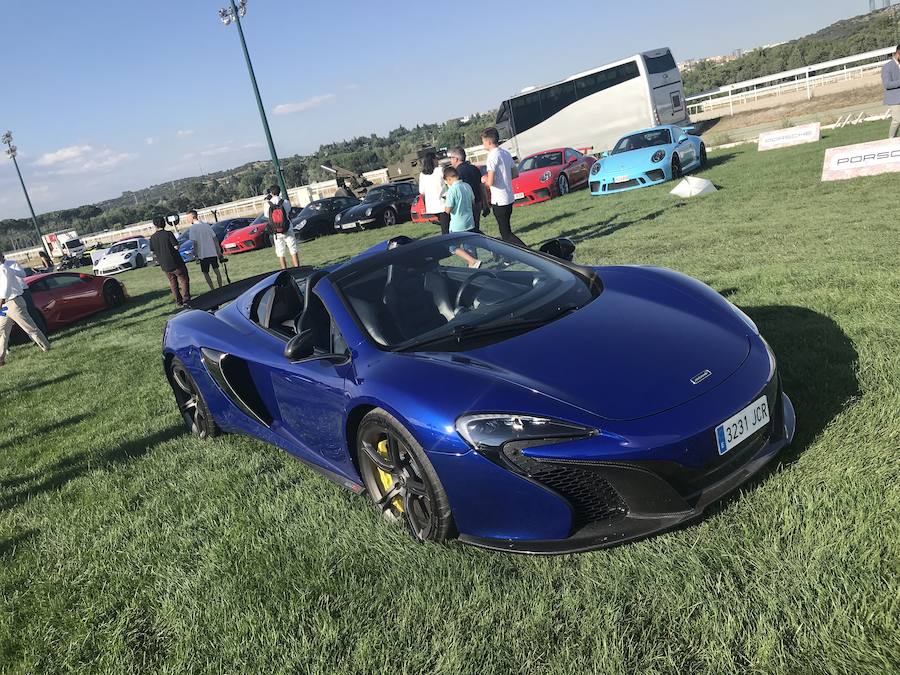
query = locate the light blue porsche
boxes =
[589,125,707,195]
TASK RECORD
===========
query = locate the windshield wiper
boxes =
[395,305,580,353]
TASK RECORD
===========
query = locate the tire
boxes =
[135,254,146,268]
[557,173,569,196]
[356,408,454,543]
[699,143,707,168]
[671,155,683,179]
[103,281,125,308]
[381,208,397,228]
[167,357,219,439]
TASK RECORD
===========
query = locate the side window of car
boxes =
[331,320,349,357]
[28,280,49,293]
[46,275,87,290]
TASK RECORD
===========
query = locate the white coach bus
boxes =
[494,48,689,158]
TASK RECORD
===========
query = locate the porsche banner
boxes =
[758,123,820,151]
[821,138,900,182]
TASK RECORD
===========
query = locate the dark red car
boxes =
[18,271,127,336]
[511,147,596,207]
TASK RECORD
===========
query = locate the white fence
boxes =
[686,46,895,116]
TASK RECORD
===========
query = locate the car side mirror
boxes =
[600,151,609,159]
[678,134,688,143]
[284,329,316,362]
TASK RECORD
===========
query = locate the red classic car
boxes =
[511,147,596,207]
[13,271,127,339]
[221,215,271,255]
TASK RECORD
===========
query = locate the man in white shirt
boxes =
[185,210,224,290]
[481,127,527,248]
[264,185,299,269]
[0,252,50,366]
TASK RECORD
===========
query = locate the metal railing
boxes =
[686,46,895,116]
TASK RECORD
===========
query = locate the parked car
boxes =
[179,218,253,262]
[590,125,706,195]
[13,271,127,340]
[511,148,596,207]
[221,216,272,255]
[162,232,795,553]
[293,196,360,241]
[334,183,418,232]
[92,237,152,275]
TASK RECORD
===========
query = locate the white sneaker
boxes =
[472,260,483,269]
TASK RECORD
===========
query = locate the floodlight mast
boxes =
[1,130,51,257]
[217,0,288,200]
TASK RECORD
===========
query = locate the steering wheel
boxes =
[455,270,496,311]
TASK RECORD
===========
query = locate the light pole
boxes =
[1,131,51,257]
[218,0,289,199]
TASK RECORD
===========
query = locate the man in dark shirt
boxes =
[149,216,191,307]
[449,146,488,232]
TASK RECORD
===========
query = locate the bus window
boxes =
[644,51,676,75]
[541,81,577,118]
[495,101,510,125]
[574,61,639,99]
[510,92,543,135]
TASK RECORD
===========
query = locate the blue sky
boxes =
[0,0,867,217]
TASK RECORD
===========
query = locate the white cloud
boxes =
[273,94,336,115]
[243,142,263,149]
[201,146,233,157]
[177,129,195,137]
[145,137,156,145]
[35,145,93,167]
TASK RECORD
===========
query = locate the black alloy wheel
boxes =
[168,357,218,439]
[357,408,454,543]
[135,254,146,268]
[381,208,397,227]
[103,281,125,308]
[557,173,569,196]
[671,155,683,179]
[699,143,707,167]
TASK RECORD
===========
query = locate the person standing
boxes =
[448,147,489,232]
[149,216,191,307]
[481,127,527,248]
[418,152,449,235]
[443,166,481,268]
[0,251,50,366]
[265,186,299,269]
[882,46,900,138]
[185,210,224,291]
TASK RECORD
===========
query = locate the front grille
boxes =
[502,448,627,528]
[242,240,254,247]
[647,169,665,181]
[535,188,551,199]
[606,179,641,191]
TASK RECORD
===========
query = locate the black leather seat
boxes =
[381,268,451,344]
[266,276,304,336]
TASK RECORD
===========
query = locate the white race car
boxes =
[93,237,153,275]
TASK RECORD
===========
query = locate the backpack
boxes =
[269,198,290,234]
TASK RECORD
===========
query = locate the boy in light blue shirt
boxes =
[443,166,481,268]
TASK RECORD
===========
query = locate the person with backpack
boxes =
[265,185,299,269]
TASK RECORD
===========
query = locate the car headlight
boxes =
[335,214,342,222]
[590,162,601,174]
[729,301,759,335]
[299,219,307,227]
[124,251,134,258]
[250,227,260,234]
[651,150,666,163]
[540,171,552,183]
[456,414,596,451]
[365,207,373,217]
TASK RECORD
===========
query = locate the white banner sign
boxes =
[821,138,900,182]
[758,123,821,151]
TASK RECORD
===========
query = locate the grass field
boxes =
[1,123,898,674]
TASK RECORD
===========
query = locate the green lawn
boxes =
[1,123,898,674]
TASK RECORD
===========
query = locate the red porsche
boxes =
[511,147,597,207]
[14,271,127,339]
[221,215,271,255]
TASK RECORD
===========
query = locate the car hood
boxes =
[600,147,671,174]
[223,225,259,242]
[340,201,385,219]
[414,267,751,421]
[98,251,135,266]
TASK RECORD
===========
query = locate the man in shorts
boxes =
[185,210,224,290]
[265,186,299,269]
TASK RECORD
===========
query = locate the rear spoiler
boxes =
[186,266,316,312]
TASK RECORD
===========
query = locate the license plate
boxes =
[514,192,525,200]
[340,223,356,230]
[715,396,770,455]
[224,243,237,249]
[614,175,630,183]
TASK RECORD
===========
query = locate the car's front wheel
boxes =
[671,155,683,179]
[134,254,146,268]
[699,143,707,168]
[557,173,569,196]
[356,408,454,543]
[167,357,219,439]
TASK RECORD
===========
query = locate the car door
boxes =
[673,127,695,166]
[565,148,587,187]
[41,274,98,323]
[25,279,60,328]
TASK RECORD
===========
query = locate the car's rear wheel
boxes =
[672,155,683,179]
[557,173,569,196]
[699,143,707,168]
[167,357,219,439]
[356,408,454,543]
[103,280,125,308]
[381,208,397,227]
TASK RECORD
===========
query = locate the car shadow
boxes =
[538,205,685,245]
[0,425,183,513]
[700,152,737,171]
[0,413,91,457]
[515,206,597,237]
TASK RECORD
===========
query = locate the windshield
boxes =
[612,130,672,154]
[64,238,83,248]
[333,235,597,351]
[519,152,562,172]
[108,241,139,254]
[305,201,325,211]
[364,189,393,203]
[251,213,267,226]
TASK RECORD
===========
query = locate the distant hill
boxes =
[683,7,899,95]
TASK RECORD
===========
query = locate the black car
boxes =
[292,196,361,241]
[333,182,418,232]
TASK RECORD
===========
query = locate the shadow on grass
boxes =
[0,414,91,456]
[536,204,685,245]
[701,152,737,171]
[0,426,183,512]
[516,206,596,236]
[0,529,38,558]
[0,372,82,399]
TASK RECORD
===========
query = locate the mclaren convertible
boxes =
[162,233,795,554]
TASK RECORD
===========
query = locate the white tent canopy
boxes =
[670,177,717,198]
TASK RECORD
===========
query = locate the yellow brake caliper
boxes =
[376,439,404,512]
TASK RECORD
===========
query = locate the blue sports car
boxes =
[590,125,707,195]
[162,233,795,554]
